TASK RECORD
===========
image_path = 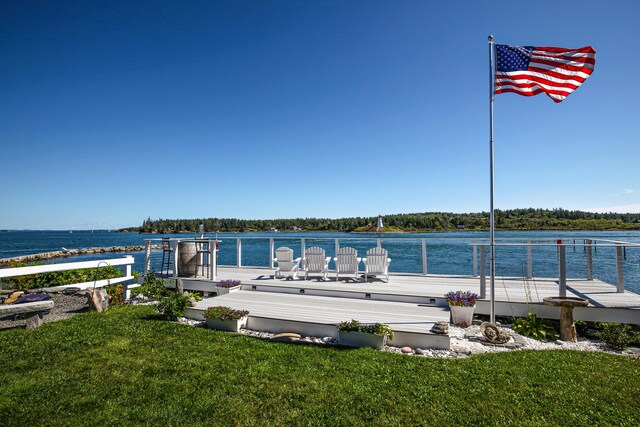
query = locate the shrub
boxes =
[134,272,171,300]
[204,306,249,321]
[105,284,125,305]
[337,319,394,340]
[513,312,557,341]
[597,323,634,350]
[156,292,191,321]
[1,262,122,291]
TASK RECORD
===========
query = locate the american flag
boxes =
[495,45,596,103]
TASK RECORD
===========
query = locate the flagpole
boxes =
[488,35,496,324]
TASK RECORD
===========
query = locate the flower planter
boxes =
[450,305,475,327]
[216,285,241,296]
[206,316,248,332]
[338,330,387,349]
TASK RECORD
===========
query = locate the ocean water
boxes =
[1,230,639,293]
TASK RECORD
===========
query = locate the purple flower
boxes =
[216,280,241,288]
[445,290,478,307]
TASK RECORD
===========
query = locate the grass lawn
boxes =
[1,306,639,426]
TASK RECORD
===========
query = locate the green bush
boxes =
[133,272,171,300]
[157,292,191,321]
[337,319,394,340]
[105,284,125,305]
[0,262,123,291]
[204,306,248,320]
[513,312,557,341]
[597,323,634,350]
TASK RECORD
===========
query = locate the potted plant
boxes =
[445,290,478,327]
[215,280,242,295]
[336,319,394,350]
[204,306,249,332]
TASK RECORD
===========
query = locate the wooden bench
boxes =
[0,300,54,329]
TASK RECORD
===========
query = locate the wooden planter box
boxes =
[215,285,241,296]
[206,316,248,332]
[338,330,387,350]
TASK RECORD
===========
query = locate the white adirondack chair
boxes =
[333,247,361,281]
[303,246,331,280]
[363,247,391,282]
[273,247,301,279]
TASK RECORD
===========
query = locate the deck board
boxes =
[205,266,640,310]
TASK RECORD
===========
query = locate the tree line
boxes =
[122,208,640,233]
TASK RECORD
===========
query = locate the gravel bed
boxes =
[0,292,88,330]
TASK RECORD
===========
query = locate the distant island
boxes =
[118,209,640,234]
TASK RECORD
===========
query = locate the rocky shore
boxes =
[0,245,160,264]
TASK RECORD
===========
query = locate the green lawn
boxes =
[1,306,639,426]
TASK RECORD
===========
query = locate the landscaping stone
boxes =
[431,321,449,335]
[401,346,413,354]
[271,333,301,343]
[25,312,44,329]
[415,348,426,355]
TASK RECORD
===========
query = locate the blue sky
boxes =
[1,1,639,229]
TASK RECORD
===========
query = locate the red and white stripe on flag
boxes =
[495,45,596,103]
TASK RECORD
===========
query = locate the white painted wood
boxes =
[303,247,330,280]
[334,247,361,281]
[172,240,179,278]
[472,241,477,277]
[0,300,54,316]
[586,239,593,280]
[236,238,242,268]
[41,275,133,292]
[0,256,134,278]
[480,245,486,299]
[363,247,391,282]
[273,247,301,279]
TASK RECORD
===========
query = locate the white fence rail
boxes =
[0,256,135,294]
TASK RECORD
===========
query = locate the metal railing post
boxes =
[586,239,593,280]
[210,240,217,280]
[144,240,151,274]
[173,241,179,278]
[479,245,486,299]
[269,238,274,269]
[422,239,427,275]
[616,245,624,293]
[526,240,533,279]
[472,241,477,277]
[236,238,242,268]
[559,245,566,298]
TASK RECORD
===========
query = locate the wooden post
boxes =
[422,239,427,275]
[480,245,486,299]
[269,238,275,269]
[527,240,533,279]
[301,238,306,260]
[236,238,242,268]
[210,240,216,280]
[377,238,381,249]
[586,239,593,281]
[616,245,624,293]
[559,245,566,298]
[335,238,340,256]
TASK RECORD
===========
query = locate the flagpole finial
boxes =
[488,35,493,42]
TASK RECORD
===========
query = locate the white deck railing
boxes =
[0,256,135,293]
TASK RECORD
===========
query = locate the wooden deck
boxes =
[180,267,640,341]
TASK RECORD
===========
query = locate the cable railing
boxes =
[141,236,640,295]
